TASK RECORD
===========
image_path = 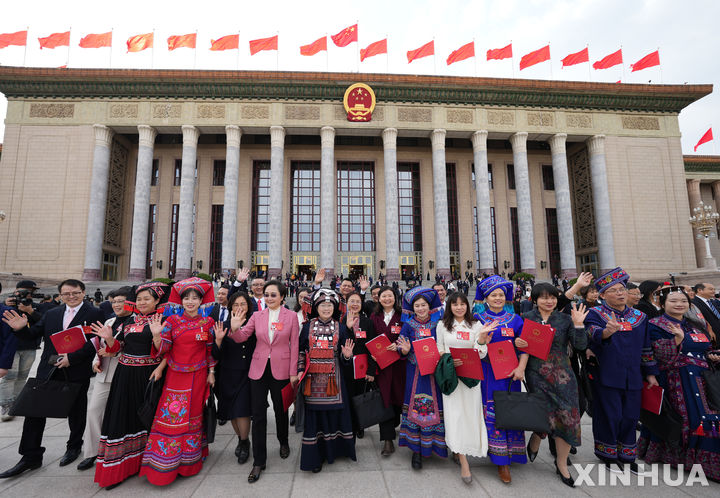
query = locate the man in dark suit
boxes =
[0,279,105,478]
[692,282,720,341]
[209,285,230,323]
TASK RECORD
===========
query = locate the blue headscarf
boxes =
[401,286,442,323]
[474,275,514,302]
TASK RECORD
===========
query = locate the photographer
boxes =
[0,281,42,422]
[0,283,17,415]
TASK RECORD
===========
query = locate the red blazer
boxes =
[231,306,299,380]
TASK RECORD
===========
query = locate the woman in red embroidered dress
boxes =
[139,278,217,486]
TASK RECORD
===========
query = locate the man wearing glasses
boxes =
[583,267,659,475]
[0,279,105,478]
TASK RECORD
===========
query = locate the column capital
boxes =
[382,128,398,148]
[320,126,335,148]
[270,126,285,147]
[509,131,528,152]
[548,133,567,155]
[471,130,488,151]
[93,124,114,148]
[181,125,200,146]
[712,180,720,191]
[137,125,157,148]
[687,178,701,190]
[586,134,606,155]
[431,129,446,149]
[225,125,241,148]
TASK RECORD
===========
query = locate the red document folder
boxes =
[50,326,88,354]
[413,338,440,376]
[641,382,664,415]
[366,334,400,369]
[353,354,369,379]
[282,362,311,412]
[519,320,555,361]
[449,347,484,380]
[487,340,519,380]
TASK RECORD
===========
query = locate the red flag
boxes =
[519,45,550,70]
[79,32,112,48]
[249,35,278,55]
[210,34,239,51]
[127,33,153,53]
[331,24,357,47]
[593,49,623,70]
[630,50,660,72]
[694,128,713,152]
[0,30,27,48]
[38,31,70,50]
[561,47,589,67]
[487,43,512,60]
[300,36,327,56]
[446,41,474,66]
[167,33,196,51]
[360,39,387,62]
[407,40,434,63]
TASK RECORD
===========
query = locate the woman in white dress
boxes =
[436,292,496,483]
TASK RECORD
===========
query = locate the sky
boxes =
[0,0,717,154]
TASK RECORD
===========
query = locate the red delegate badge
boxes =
[391,325,402,335]
[457,330,470,341]
[501,327,514,337]
[272,321,283,332]
[418,328,431,338]
[690,333,709,343]
[355,329,367,339]
[619,322,632,332]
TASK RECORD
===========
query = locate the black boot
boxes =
[237,439,251,464]
[235,436,243,458]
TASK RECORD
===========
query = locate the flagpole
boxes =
[621,44,625,82]
[109,28,114,69]
[151,28,155,69]
[326,33,329,72]
[473,37,478,77]
[510,39,514,78]
[356,20,360,73]
[67,26,72,67]
[433,37,436,75]
[657,47,662,84]
[548,41,552,79]
[23,26,29,66]
[587,44,591,81]
[237,31,240,70]
[386,34,389,73]
[276,30,279,71]
[193,30,198,69]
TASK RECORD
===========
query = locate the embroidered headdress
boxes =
[475,275,514,302]
[168,277,215,306]
[401,286,442,323]
[594,267,630,294]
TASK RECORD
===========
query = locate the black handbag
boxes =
[10,367,82,419]
[702,362,720,411]
[204,388,218,444]
[493,381,551,433]
[351,382,395,429]
[640,396,682,449]
[137,378,164,430]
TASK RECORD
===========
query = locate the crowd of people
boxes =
[0,266,718,489]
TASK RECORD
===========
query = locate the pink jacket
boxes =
[231,306,299,380]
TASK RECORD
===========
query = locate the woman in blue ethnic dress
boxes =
[298,288,357,472]
[638,286,720,481]
[140,278,217,486]
[397,286,447,470]
[92,282,169,490]
[522,282,589,488]
[473,275,528,484]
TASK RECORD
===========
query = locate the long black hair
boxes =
[441,292,476,332]
[373,286,401,316]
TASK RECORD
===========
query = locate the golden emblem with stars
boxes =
[343,83,376,122]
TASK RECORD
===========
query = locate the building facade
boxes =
[0,67,712,282]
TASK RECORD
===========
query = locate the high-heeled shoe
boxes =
[526,440,538,463]
[555,461,575,488]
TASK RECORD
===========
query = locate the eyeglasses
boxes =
[603,288,627,296]
[60,291,83,298]
[111,299,126,305]
[264,292,279,298]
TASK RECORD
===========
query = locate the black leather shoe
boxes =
[312,464,322,473]
[570,446,577,455]
[104,480,124,490]
[411,452,422,470]
[237,439,250,464]
[289,412,296,426]
[234,437,242,458]
[76,456,96,471]
[218,419,227,426]
[248,465,265,483]
[527,440,538,463]
[555,461,575,488]
[0,460,41,478]
[279,444,290,459]
[59,449,81,467]
[356,429,364,439]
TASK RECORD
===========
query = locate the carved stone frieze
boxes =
[487,110,514,126]
[447,109,473,124]
[109,103,138,119]
[29,103,74,118]
[621,116,660,130]
[152,103,181,119]
[397,107,432,122]
[241,105,270,119]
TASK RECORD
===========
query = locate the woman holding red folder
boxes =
[522,282,588,488]
[370,286,405,457]
[474,275,528,483]
[397,287,447,469]
[436,292,495,483]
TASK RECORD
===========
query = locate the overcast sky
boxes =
[0,0,717,154]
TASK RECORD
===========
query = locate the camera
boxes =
[7,289,39,308]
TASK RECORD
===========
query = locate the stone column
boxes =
[586,135,616,273]
[687,179,709,268]
[712,181,720,219]
[82,124,114,281]
[382,128,401,281]
[267,126,285,278]
[221,125,241,276]
[175,125,200,280]
[472,130,494,274]
[127,125,157,281]
[509,132,536,274]
[548,133,578,278]
[320,126,336,280]
[431,129,451,278]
